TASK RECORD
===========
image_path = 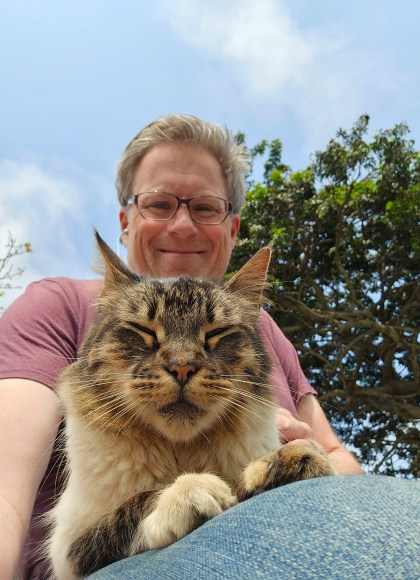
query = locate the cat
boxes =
[46,231,336,579]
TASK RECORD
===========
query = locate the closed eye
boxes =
[205,326,233,340]
[205,326,235,350]
[127,322,157,339]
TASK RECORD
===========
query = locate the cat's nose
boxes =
[168,363,197,385]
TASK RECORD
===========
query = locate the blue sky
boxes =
[1,0,419,308]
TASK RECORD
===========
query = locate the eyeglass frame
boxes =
[125,191,234,225]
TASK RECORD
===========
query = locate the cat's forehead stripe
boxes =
[206,300,215,324]
[147,297,158,321]
[120,276,249,329]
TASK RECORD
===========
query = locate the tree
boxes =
[0,233,32,315]
[230,115,420,477]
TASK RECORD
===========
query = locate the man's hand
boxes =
[275,407,314,445]
[276,397,364,474]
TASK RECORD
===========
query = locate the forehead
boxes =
[131,143,228,198]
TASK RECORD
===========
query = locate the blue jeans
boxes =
[88,475,419,579]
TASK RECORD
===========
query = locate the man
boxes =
[0,114,362,579]
[116,115,362,474]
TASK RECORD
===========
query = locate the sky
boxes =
[1,0,419,309]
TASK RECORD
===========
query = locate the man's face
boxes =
[119,143,240,281]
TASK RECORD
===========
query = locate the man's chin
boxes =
[155,251,208,278]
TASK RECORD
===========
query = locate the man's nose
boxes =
[168,204,197,231]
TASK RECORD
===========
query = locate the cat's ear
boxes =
[225,246,272,310]
[94,229,138,292]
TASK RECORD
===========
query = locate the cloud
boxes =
[159,0,401,155]
[160,0,319,97]
[0,160,80,229]
[0,159,101,309]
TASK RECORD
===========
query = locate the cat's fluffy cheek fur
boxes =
[136,473,237,552]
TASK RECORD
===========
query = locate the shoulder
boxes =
[0,277,103,388]
[23,276,101,303]
[12,277,101,318]
[256,308,317,402]
[257,308,289,346]
[256,309,299,369]
[1,276,102,347]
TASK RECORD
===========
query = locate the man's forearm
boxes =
[327,446,364,475]
[0,496,27,580]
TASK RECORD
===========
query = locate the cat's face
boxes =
[71,233,272,443]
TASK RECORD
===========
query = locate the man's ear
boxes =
[119,208,129,234]
[229,214,240,250]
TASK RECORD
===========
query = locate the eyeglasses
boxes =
[126,191,233,225]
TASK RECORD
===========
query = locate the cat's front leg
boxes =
[134,473,237,552]
[56,491,157,578]
[235,442,337,501]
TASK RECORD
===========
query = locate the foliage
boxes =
[230,115,420,477]
[0,233,32,315]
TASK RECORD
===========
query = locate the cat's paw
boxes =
[139,473,237,550]
[236,443,337,501]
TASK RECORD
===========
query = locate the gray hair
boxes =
[115,114,250,213]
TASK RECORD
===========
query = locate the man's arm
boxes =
[276,394,363,475]
[0,379,61,580]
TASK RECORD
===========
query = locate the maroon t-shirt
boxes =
[0,277,316,579]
